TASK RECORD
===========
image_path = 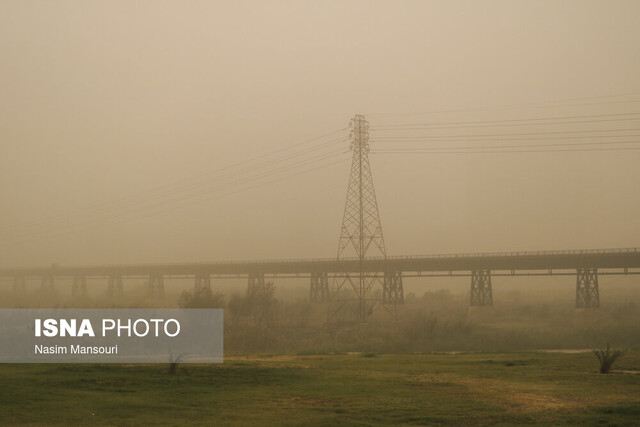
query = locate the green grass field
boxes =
[0,351,639,426]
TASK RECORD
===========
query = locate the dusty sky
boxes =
[1,0,639,267]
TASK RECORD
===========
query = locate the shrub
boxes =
[594,343,623,374]
[168,352,186,375]
[178,289,225,308]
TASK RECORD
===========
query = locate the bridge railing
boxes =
[54,247,639,270]
[384,247,639,261]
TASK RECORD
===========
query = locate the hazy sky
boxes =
[1,0,639,266]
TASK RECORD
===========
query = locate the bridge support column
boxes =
[195,273,212,296]
[470,269,493,306]
[576,267,599,308]
[72,275,87,297]
[309,272,329,302]
[248,272,264,295]
[148,274,164,298]
[41,274,55,293]
[383,271,404,304]
[247,272,274,297]
[108,274,123,297]
[13,276,26,292]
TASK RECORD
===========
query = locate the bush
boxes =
[594,343,623,374]
[168,352,185,375]
[178,289,225,308]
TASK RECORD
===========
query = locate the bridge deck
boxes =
[1,248,639,278]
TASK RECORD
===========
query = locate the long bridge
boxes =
[2,247,639,309]
[2,115,639,317]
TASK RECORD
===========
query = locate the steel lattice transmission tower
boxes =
[331,114,391,322]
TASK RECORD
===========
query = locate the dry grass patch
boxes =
[406,373,580,412]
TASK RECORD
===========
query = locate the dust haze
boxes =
[1,0,639,266]
[1,1,640,350]
[2,4,640,425]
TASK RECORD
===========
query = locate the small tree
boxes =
[178,289,225,308]
[593,343,623,374]
[168,352,186,375]
[228,282,277,327]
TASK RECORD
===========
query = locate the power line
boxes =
[180,182,346,234]
[1,131,348,236]
[371,146,640,155]
[372,134,640,142]
[369,139,640,151]
[370,114,640,131]
[365,92,640,117]
[107,157,349,229]
[2,154,351,243]
[371,127,640,140]
[2,149,349,241]
[372,111,640,128]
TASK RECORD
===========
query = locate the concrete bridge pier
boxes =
[13,276,25,292]
[72,275,87,297]
[195,273,212,296]
[470,269,493,306]
[108,274,123,297]
[248,272,274,297]
[309,272,329,302]
[248,272,265,295]
[383,271,404,304]
[148,274,164,298]
[576,267,599,308]
[41,274,55,293]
